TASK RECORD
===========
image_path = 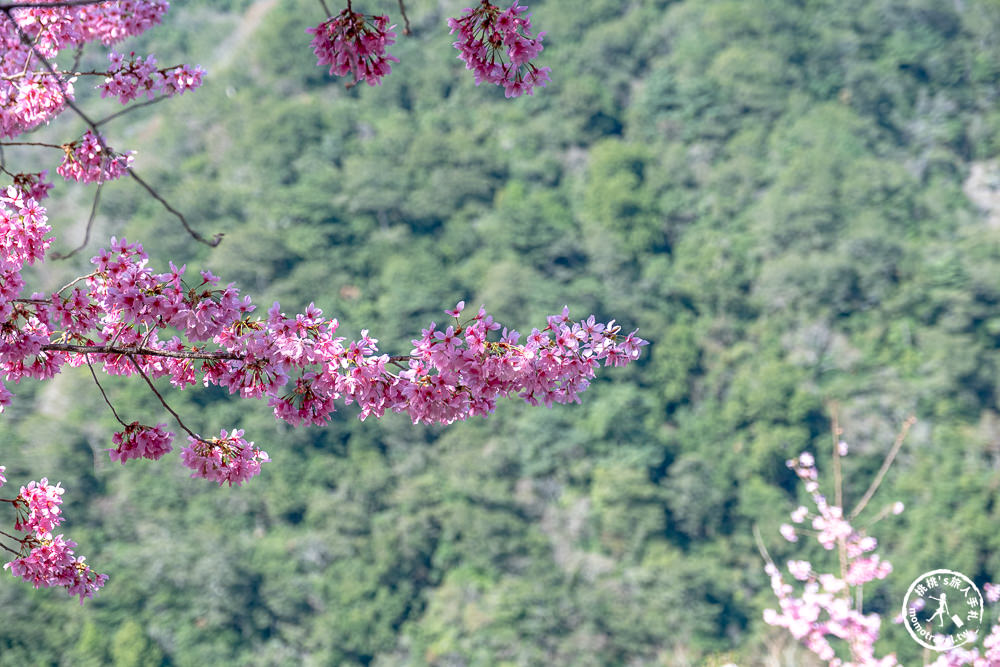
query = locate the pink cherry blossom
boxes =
[109,422,174,463]
[56,130,134,183]
[448,1,551,97]
[12,477,64,535]
[307,10,398,87]
[4,532,107,604]
[180,429,270,487]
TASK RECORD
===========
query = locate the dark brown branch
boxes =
[126,354,202,441]
[127,169,224,248]
[318,0,333,17]
[0,141,64,149]
[42,343,241,361]
[84,353,128,428]
[94,96,167,128]
[397,0,411,35]
[41,342,415,366]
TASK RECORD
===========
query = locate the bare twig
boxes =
[127,169,224,247]
[49,177,102,259]
[53,272,96,295]
[84,353,129,428]
[126,354,202,441]
[397,0,412,35]
[831,407,843,511]
[318,0,333,17]
[752,523,775,568]
[94,96,167,127]
[849,416,917,520]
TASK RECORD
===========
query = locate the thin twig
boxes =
[127,169,224,247]
[94,96,167,128]
[0,141,64,149]
[752,523,775,568]
[831,407,843,514]
[849,416,917,520]
[126,354,202,441]
[318,0,332,16]
[397,0,412,35]
[84,353,129,428]
[53,272,96,295]
[49,177,102,259]
[831,408,848,582]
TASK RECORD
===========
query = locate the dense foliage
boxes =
[2,0,1000,664]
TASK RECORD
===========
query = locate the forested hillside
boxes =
[3,0,1000,664]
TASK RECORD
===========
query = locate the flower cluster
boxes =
[56,130,134,183]
[12,478,64,534]
[767,445,1000,666]
[11,172,53,203]
[765,450,899,666]
[179,429,269,486]
[100,52,205,104]
[306,10,399,87]
[2,477,107,603]
[109,421,174,463]
[448,1,551,97]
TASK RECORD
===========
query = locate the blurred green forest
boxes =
[3,0,1000,664]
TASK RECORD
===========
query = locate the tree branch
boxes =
[127,169,224,247]
[125,354,201,441]
[84,353,128,427]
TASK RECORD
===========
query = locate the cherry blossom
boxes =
[56,129,134,183]
[306,9,398,87]
[448,1,551,97]
[109,421,174,463]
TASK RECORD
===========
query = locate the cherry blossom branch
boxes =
[3,7,221,251]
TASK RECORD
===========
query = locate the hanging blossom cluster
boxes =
[766,447,1000,666]
[303,1,551,97]
[306,9,399,87]
[56,129,134,183]
[447,1,551,97]
[0,474,108,603]
[179,429,269,487]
